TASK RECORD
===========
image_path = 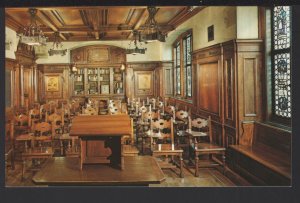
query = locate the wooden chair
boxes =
[33,122,52,148]
[47,112,64,136]
[14,114,30,134]
[14,114,35,152]
[122,118,139,156]
[82,106,98,115]
[70,101,81,116]
[29,108,40,130]
[5,120,15,180]
[40,104,51,121]
[190,116,226,177]
[99,99,109,115]
[151,118,184,178]
[165,105,175,118]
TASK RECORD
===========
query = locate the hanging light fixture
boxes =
[139,6,167,43]
[48,32,67,56]
[18,8,47,46]
[125,30,147,55]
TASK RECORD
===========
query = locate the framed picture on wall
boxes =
[45,75,59,91]
[134,71,154,96]
[208,25,214,41]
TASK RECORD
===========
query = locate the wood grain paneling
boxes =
[134,71,154,97]
[71,45,126,66]
[198,62,220,114]
[243,58,257,117]
[127,62,159,99]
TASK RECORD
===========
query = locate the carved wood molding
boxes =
[70,45,126,65]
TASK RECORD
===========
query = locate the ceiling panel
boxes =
[5,6,203,41]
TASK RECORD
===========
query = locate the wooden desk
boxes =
[70,115,132,170]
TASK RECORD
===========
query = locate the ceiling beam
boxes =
[40,24,174,34]
[127,8,148,39]
[36,10,67,40]
[5,13,23,31]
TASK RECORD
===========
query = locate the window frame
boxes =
[172,29,193,99]
[265,6,292,126]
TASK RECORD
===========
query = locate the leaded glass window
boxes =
[173,30,192,98]
[272,6,291,118]
[273,6,290,50]
[175,43,181,95]
[183,34,192,97]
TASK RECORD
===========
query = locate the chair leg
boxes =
[222,152,226,174]
[11,150,15,170]
[195,153,199,177]
[180,156,184,178]
[22,160,26,181]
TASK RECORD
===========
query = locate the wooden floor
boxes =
[5,156,235,187]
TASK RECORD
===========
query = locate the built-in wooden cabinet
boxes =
[168,39,263,148]
[69,45,126,100]
[192,39,263,147]
[71,67,124,97]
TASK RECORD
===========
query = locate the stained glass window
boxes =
[175,43,181,95]
[173,31,192,97]
[273,6,290,50]
[183,34,192,97]
[272,6,291,118]
[274,53,291,117]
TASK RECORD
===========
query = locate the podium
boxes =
[70,115,132,170]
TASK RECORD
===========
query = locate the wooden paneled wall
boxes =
[37,64,70,103]
[126,62,161,99]
[71,45,126,67]
[168,39,263,148]
[5,44,37,110]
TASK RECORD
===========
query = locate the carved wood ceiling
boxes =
[5,6,203,42]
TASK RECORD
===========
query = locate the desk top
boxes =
[70,115,132,137]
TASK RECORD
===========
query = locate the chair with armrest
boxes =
[151,118,184,178]
[33,122,52,148]
[189,116,226,177]
[5,120,15,180]
[122,118,139,156]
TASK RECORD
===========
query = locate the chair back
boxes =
[165,105,175,115]
[191,116,212,142]
[108,106,121,115]
[152,118,174,143]
[40,104,51,120]
[5,120,14,152]
[82,106,98,115]
[29,108,40,128]
[15,114,29,126]
[175,110,189,121]
[34,122,52,136]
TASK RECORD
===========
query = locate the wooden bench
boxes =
[228,122,291,186]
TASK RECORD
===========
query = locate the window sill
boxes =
[171,96,193,104]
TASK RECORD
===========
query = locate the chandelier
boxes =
[125,30,147,55]
[48,32,67,56]
[18,8,47,46]
[139,6,167,43]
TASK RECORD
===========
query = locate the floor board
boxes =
[6,156,235,187]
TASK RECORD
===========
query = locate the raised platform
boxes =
[32,156,165,186]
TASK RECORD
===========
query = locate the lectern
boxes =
[70,115,132,170]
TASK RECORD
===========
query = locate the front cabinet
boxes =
[72,67,125,98]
